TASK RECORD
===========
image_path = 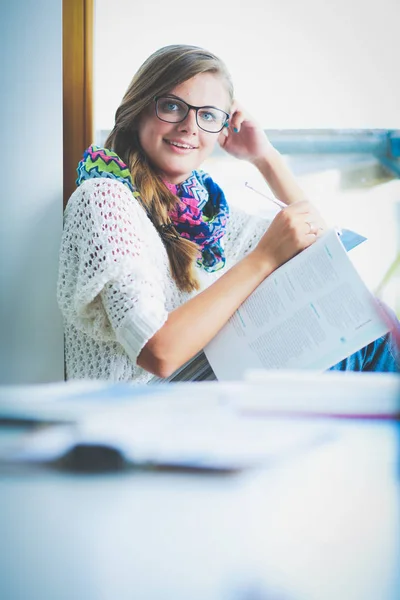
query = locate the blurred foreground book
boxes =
[0,372,398,473]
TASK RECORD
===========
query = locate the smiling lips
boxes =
[164,139,198,150]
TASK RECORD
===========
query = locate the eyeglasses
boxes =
[154,95,230,133]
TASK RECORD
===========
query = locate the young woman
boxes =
[58,44,399,382]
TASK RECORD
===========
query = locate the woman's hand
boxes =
[252,200,327,273]
[218,101,273,163]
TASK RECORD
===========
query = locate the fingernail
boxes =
[233,127,239,133]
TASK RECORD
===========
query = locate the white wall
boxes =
[94,0,400,131]
[0,0,64,383]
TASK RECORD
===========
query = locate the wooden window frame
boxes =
[63,0,94,207]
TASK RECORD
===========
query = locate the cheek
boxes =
[200,133,218,155]
[138,118,169,148]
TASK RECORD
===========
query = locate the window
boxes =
[94,0,400,313]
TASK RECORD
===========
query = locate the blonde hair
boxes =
[105,45,233,293]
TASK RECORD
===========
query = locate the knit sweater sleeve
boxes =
[57,178,168,363]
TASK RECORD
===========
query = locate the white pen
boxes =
[245,181,342,235]
[244,182,287,210]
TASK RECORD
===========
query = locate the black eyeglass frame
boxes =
[154,95,230,133]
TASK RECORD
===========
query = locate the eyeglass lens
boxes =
[156,97,227,132]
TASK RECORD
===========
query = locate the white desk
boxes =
[0,416,399,600]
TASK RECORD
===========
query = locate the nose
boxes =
[177,108,198,134]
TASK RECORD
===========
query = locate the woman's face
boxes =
[137,72,230,184]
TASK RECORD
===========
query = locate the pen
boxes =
[244,182,287,210]
[245,182,343,236]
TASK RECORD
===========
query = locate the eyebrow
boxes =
[162,94,227,112]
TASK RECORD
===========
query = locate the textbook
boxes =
[204,229,391,380]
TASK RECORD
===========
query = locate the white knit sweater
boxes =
[57,178,271,382]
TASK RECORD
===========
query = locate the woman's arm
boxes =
[137,249,269,378]
[218,102,308,206]
[137,199,323,377]
[251,149,308,206]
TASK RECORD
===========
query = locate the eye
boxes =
[198,109,218,122]
[159,99,186,114]
[161,101,179,112]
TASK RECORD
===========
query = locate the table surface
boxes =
[0,417,399,600]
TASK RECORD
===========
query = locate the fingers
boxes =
[229,112,245,133]
[269,205,325,258]
[304,219,318,236]
[281,201,327,238]
[256,201,329,271]
[305,220,324,237]
[227,101,253,133]
[305,213,326,238]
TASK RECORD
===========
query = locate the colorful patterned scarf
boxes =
[76,145,229,272]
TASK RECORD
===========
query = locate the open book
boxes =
[204,229,391,380]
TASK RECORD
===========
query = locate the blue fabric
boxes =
[328,303,400,372]
[338,228,367,252]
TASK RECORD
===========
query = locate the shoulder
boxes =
[66,177,134,207]
[62,178,159,253]
[64,177,145,222]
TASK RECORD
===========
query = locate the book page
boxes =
[204,230,390,380]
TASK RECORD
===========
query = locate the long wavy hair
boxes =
[105,45,233,293]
